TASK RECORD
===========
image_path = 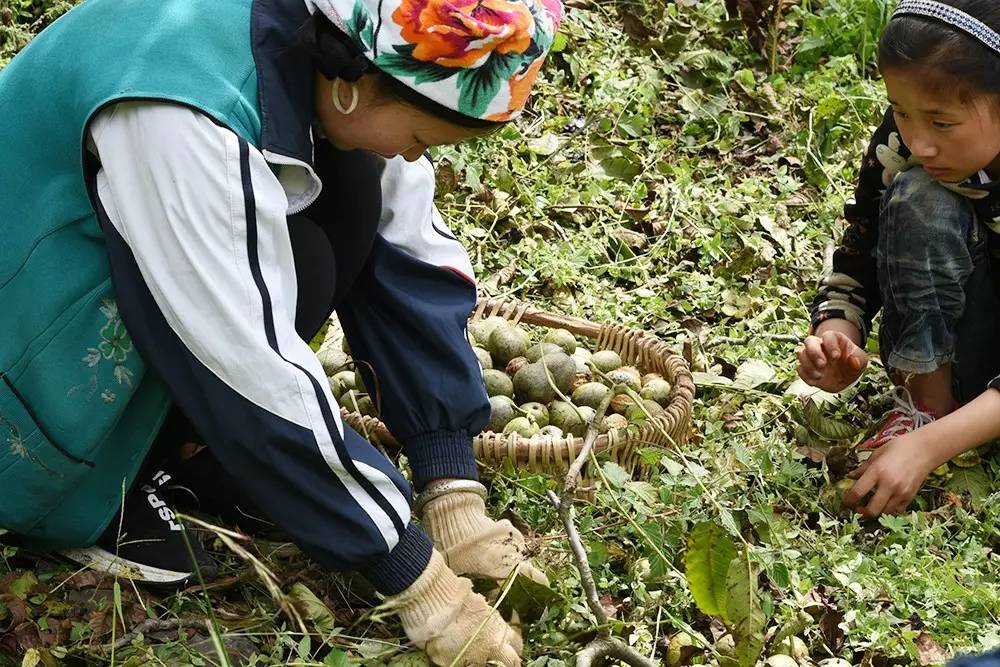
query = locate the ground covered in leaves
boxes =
[4,0,1000,665]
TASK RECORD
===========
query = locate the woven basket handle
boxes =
[473,297,603,338]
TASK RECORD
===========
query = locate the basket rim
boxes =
[339,297,695,462]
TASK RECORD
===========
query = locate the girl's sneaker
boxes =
[858,387,939,451]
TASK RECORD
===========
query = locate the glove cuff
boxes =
[420,490,495,550]
[414,479,487,517]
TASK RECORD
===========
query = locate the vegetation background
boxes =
[3,0,1000,665]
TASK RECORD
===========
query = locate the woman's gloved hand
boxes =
[419,490,548,587]
[386,550,522,666]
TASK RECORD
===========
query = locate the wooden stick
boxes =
[576,636,658,667]
[548,386,657,667]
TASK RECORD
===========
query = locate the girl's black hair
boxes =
[879,0,1000,104]
[300,14,503,130]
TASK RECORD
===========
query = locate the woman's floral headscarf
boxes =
[310,0,563,121]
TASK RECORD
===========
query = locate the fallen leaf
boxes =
[915,632,947,666]
[802,587,827,616]
[497,261,517,286]
[20,648,41,667]
[187,634,260,664]
[496,573,562,624]
[610,228,648,250]
[733,359,776,389]
[289,583,340,637]
[942,491,964,509]
[11,621,41,651]
[796,445,828,464]
[784,377,840,406]
[619,8,653,42]
[819,607,845,652]
[8,572,39,601]
[0,593,29,626]
[599,594,622,618]
[61,570,108,591]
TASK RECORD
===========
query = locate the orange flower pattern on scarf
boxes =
[394,0,534,69]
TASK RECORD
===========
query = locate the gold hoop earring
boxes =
[332,78,359,115]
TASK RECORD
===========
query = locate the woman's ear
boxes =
[349,72,393,112]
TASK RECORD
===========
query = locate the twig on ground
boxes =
[576,636,659,667]
[103,618,213,651]
[546,387,657,667]
[181,569,255,594]
[705,332,801,348]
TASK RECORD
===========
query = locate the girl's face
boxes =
[883,68,1000,182]
[314,73,489,162]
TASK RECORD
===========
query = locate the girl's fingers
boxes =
[797,342,825,384]
[850,347,870,372]
[803,336,827,369]
[820,331,843,361]
[843,466,878,506]
[888,499,909,516]
[838,333,869,371]
[861,486,893,518]
[836,332,857,359]
[847,462,868,479]
[797,351,817,377]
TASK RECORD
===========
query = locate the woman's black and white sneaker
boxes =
[60,468,218,586]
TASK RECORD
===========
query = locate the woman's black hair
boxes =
[879,0,1000,104]
[300,14,503,130]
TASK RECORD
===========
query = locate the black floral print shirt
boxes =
[810,108,1000,340]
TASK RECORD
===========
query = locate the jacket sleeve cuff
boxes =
[809,309,869,341]
[404,429,479,491]
[359,522,434,596]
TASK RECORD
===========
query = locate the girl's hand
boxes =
[842,430,937,517]
[797,323,868,393]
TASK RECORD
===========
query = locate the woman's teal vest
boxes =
[0,0,298,546]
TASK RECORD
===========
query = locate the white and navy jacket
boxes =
[87,100,489,594]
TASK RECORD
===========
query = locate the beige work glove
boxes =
[387,550,522,666]
[420,491,548,587]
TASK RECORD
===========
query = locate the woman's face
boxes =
[883,68,1000,182]
[315,73,489,162]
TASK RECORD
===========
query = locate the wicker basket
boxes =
[340,297,695,481]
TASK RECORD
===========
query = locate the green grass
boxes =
[4,0,1000,665]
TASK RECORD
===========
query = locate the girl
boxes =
[0,0,560,663]
[800,0,1000,519]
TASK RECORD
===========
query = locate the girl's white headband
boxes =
[893,0,1000,55]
